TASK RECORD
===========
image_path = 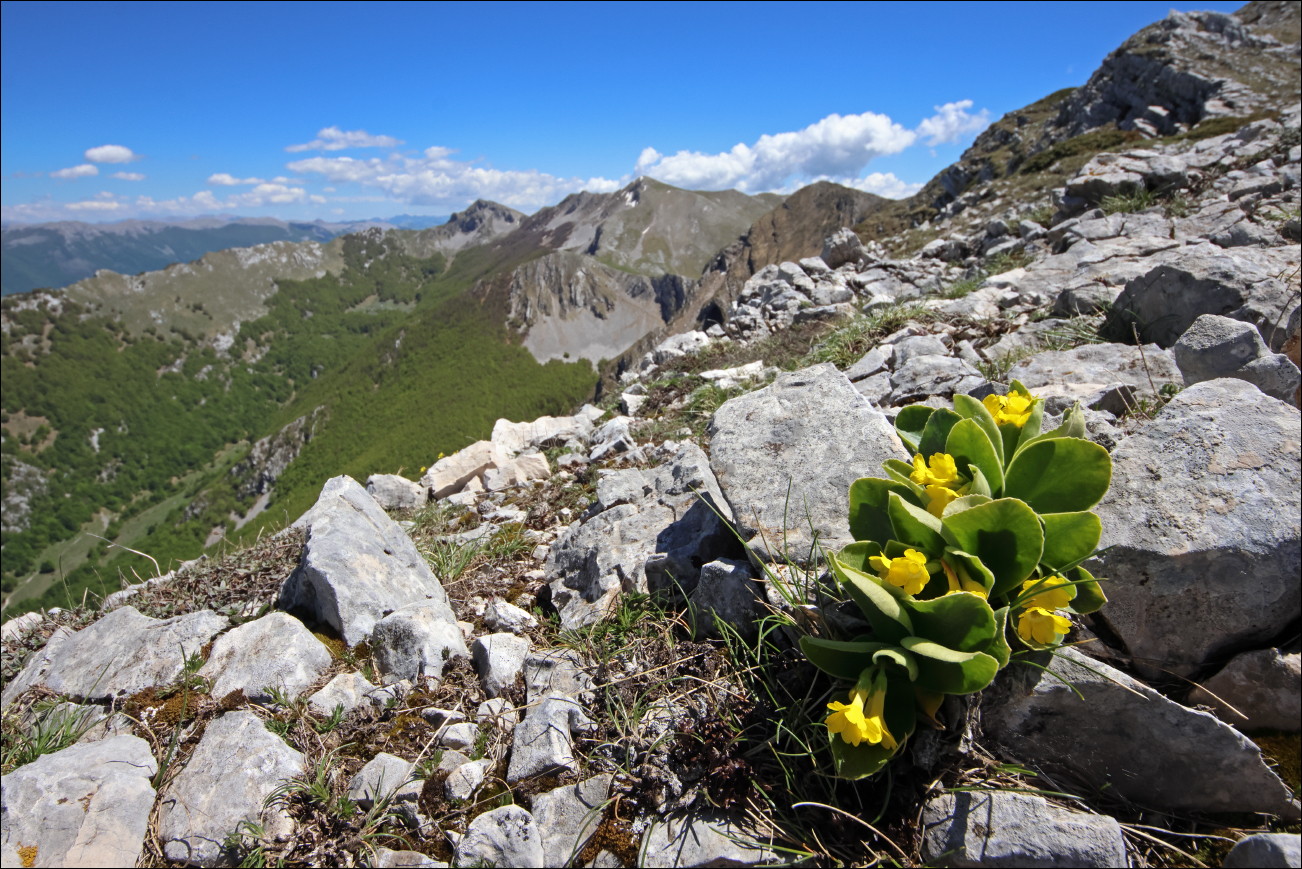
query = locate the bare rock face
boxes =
[1089,379,1300,678]
[366,473,427,510]
[454,805,545,868]
[1,735,157,868]
[279,475,459,646]
[1190,648,1301,732]
[640,810,775,868]
[198,612,333,704]
[230,407,327,500]
[921,792,1126,868]
[708,364,908,563]
[982,647,1298,817]
[1,605,227,708]
[1005,341,1182,407]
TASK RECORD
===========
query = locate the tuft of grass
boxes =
[802,303,934,369]
[0,701,103,774]
[1100,188,1157,215]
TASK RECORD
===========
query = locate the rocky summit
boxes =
[3,2,1301,867]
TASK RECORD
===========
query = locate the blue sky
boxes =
[1,0,1245,224]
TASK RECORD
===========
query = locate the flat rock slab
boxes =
[506,695,593,784]
[159,711,304,867]
[1005,341,1181,404]
[921,791,1126,868]
[708,364,908,564]
[366,474,428,510]
[982,646,1297,816]
[889,355,984,405]
[0,735,157,868]
[308,671,379,716]
[199,612,333,704]
[347,752,421,809]
[1,606,226,707]
[472,632,531,699]
[454,805,545,868]
[641,810,776,868]
[372,602,470,684]
[1090,379,1301,677]
[533,774,613,868]
[524,649,593,704]
[1190,648,1301,732]
[279,475,458,646]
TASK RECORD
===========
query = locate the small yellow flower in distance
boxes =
[825,675,896,749]
[1017,606,1072,644]
[925,484,961,518]
[942,561,988,599]
[420,466,427,472]
[1021,575,1072,610]
[437,452,445,460]
[910,452,960,488]
[983,392,1036,428]
[869,549,930,595]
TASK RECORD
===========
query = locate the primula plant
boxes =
[800,381,1113,778]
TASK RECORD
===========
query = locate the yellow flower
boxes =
[1021,575,1072,610]
[983,392,1036,428]
[420,466,427,472]
[942,561,988,599]
[869,549,930,595]
[925,484,961,518]
[826,676,897,749]
[911,452,960,488]
[1017,606,1072,644]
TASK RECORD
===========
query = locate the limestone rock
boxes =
[506,695,593,784]
[982,647,1297,816]
[346,753,421,810]
[523,649,593,704]
[420,441,509,499]
[444,759,490,802]
[889,355,984,405]
[199,612,332,704]
[366,474,427,510]
[533,774,613,868]
[0,735,157,869]
[1190,648,1301,732]
[1223,833,1301,868]
[308,671,378,716]
[689,558,763,641]
[373,847,448,868]
[279,475,458,646]
[484,598,539,634]
[1,605,226,708]
[472,633,531,698]
[1005,342,1181,407]
[440,722,479,752]
[547,443,735,629]
[921,792,1126,868]
[893,335,950,367]
[454,805,545,868]
[1174,313,1302,402]
[1090,380,1300,677]
[372,602,470,684]
[709,364,907,563]
[158,711,304,866]
[641,810,775,868]
[844,345,893,382]
[477,697,518,737]
[822,228,866,268]
[492,410,599,456]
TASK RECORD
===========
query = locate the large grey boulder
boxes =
[158,711,305,867]
[198,612,333,704]
[472,632,531,698]
[982,647,1298,817]
[1223,833,1301,868]
[454,805,545,868]
[1189,648,1301,733]
[1,605,226,708]
[280,475,457,646]
[1108,245,1298,349]
[641,810,775,868]
[0,735,157,868]
[708,364,908,564]
[506,695,594,784]
[689,558,763,641]
[1090,380,1300,677]
[1174,314,1301,402]
[372,602,470,684]
[532,774,613,868]
[546,443,735,629]
[920,791,1126,868]
[821,228,866,269]
[1005,342,1181,408]
[366,473,428,510]
[889,355,985,404]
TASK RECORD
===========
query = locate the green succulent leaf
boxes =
[1040,512,1103,572]
[943,548,996,596]
[941,494,992,518]
[918,408,963,461]
[888,492,947,553]
[849,478,921,545]
[881,459,928,500]
[872,646,919,681]
[1004,438,1112,513]
[952,393,1005,467]
[828,672,916,779]
[901,590,997,653]
[984,606,1012,668]
[940,498,1044,599]
[829,557,914,644]
[900,637,1000,694]
[966,465,993,497]
[894,405,936,455]
[1015,406,1046,456]
[1068,565,1108,615]
[800,637,896,680]
[835,540,883,575]
[945,418,1005,495]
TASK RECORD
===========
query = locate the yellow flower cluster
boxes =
[1016,575,1073,643]
[943,562,988,599]
[825,676,896,749]
[869,549,930,595]
[911,453,965,518]
[983,392,1035,427]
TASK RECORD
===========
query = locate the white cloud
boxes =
[285,126,404,153]
[51,164,99,180]
[84,144,140,164]
[633,111,918,193]
[65,199,123,212]
[309,194,327,204]
[289,147,619,211]
[322,186,336,192]
[207,173,266,186]
[846,172,926,199]
[916,100,991,146]
[110,171,146,181]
